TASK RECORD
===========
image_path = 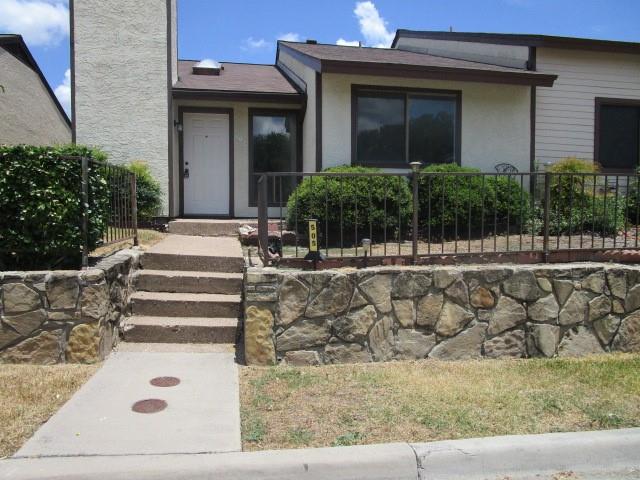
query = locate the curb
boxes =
[0,443,418,480]
[411,428,640,479]
[1,429,639,480]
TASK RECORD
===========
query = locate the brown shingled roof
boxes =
[279,41,557,87]
[173,60,304,103]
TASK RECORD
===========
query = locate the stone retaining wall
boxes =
[244,263,640,365]
[0,249,140,364]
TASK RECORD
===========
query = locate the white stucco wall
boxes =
[277,49,317,172]
[535,47,640,165]
[395,37,530,69]
[322,74,532,173]
[171,99,303,218]
[73,0,173,214]
[0,47,70,145]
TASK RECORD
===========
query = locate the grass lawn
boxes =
[0,364,99,458]
[240,354,640,451]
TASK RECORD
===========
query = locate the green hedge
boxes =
[285,165,412,245]
[417,164,530,238]
[0,145,109,270]
[127,160,162,221]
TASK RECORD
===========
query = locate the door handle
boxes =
[184,168,190,179]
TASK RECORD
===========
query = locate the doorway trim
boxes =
[178,106,234,218]
[594,97,640,172]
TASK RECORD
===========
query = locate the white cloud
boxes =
[242,36,269,50]
[336,1,394,49]
[54,68,70,116]
[0,0,69,47]
[278,32,300,42]
[354,1,394,48]
[336,38,360,47]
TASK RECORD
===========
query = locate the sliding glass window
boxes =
[354,88,459,167]
[249,110,300,206]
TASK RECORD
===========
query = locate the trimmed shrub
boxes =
[127,160,162,221]
[0,144,109,270]
[285,165,412,245]
[546,157,623,235]
[417,164,530,238]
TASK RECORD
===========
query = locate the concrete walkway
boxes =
[15,348,241,458]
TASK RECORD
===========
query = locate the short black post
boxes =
[81,157,89,269]
[410,162,422,265]
[543,172,551,263]
[257,175,269,262]
[131,172,138,246]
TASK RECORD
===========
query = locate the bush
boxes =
[625,167,640,225]
[417,164,530,238]
[285,165,412,245]
[0,144,109,270]
[127,160,162,221]
[545,157,623,235]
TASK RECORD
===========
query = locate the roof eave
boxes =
[321,61,558,87]
[172,88,306,104]
[393,30,640,55]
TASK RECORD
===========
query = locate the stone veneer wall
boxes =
[0,249,140,364]
[244,263,640,366]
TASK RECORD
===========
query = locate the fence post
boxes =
[257,174,269,262]
[131,172,138,246]
[410,162,422,265]
[543,172,551,263]
[81,157,89,269]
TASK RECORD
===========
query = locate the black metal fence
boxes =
[257,169,640,267]
[81,157,138,267]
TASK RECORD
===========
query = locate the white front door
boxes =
[183,112,230,216]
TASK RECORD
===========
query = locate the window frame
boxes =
[351,84,462,168]
[594,97,640,173]
[248,108,303,207]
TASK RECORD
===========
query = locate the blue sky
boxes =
[1,0,639,116]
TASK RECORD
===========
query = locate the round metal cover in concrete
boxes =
[150,376,181,387]
[132,399,167,414]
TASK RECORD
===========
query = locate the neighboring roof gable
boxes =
[172,60,305,104]
[278,40,556,87]
[0,34,71,126]
[392,30,640,55]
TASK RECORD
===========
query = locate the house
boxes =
[71,1,640,218]
[0,35,71,145]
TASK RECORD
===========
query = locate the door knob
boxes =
[184,168,190,178]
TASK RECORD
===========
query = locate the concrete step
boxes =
[122,316,238,344]
[131,291,241,318]
[168,219,246,237]
[136,270,243,294]
[116,342,236,353]
[142,252,244,273]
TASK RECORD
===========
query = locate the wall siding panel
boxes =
[535,48,640,166]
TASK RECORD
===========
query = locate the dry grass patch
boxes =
[240,354,640,451]
[0,364,99,458]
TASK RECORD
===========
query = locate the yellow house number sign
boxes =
[308,219,318,252]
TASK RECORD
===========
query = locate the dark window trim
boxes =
[351,84,462,168]
[594,97,640,173]
[178,106,234,218]
[248,107,303,207]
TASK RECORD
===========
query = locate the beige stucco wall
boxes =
[322,73,532,173]
[395,37,530,69]
[171,99,303,218]
[73,0,173,215]
[0,47,70,145]
[535,47,640,166]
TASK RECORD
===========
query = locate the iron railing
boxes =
[81,157,138,267]
[256,169,640,267]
